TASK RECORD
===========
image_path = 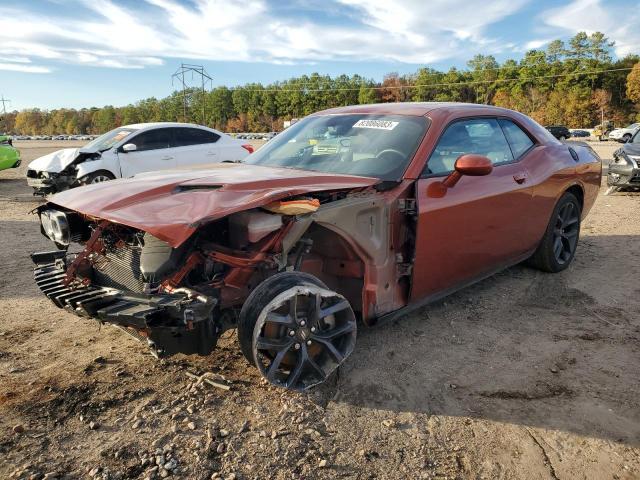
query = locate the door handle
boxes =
[513,172,528,184]
[161,156,173,161]
[207,151,217,156]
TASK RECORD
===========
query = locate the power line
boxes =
[234,51,601,90]
[238,67,633,93]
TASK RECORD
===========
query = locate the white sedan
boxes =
[608,123,640,143]
[26,122,254,195]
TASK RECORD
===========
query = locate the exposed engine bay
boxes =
[32,205,292,357]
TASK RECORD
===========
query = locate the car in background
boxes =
[545,125,571,140]
[607,129,640,194]
[26,122,254,195]
[0,135,20,171]
[570,129,590,138]
[30,103,600,391]
[608,123,640,143]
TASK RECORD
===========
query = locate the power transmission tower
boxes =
[171,64,213,125]
[0,95,10,133]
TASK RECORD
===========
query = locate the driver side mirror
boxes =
[442,154,493,188]
[121,143,137,152]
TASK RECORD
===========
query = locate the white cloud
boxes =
[0,63,51,73]
[525,39,551,50]
[541,0,640,57]
[0,0,531,71]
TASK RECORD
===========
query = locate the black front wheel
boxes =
[527,192,581,273]
[238,272,357,391]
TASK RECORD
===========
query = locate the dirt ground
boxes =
[0,140,637,480]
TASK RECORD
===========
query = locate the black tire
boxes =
[238,271,357,390]
[79,170,115,185]
[238,271,327,364]
[527,192,581,273]
[623,134,632,143]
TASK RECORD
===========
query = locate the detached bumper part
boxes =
[31,251,218,357]
[608,162,640,187]
[26,171,74,195]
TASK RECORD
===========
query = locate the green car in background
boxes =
[0,135,20,170]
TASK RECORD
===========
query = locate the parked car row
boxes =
[234,132,278,140]
[12,134,98,141]
[26,122,253,195]
[544,123,640,143]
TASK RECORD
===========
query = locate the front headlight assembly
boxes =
[40,209,71,246]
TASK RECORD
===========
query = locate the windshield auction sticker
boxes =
[353,119,399,130]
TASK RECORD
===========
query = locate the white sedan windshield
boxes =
[244,114,429,181]
[83,127,136,152]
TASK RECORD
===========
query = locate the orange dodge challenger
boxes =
[31,103,601,390]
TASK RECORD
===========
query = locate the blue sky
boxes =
[0,0,637,110]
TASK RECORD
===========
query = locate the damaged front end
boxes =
[28,160,406,389]
[30,204,290,358]
[27,169,78,196]
[26,149,101,196]
[607,147,640,193]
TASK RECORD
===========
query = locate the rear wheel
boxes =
[527,192,581,273]
[238,272,357,391]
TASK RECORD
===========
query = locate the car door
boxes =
[118,128,176,177]
[410,117,536,301]
[170,127,220,167]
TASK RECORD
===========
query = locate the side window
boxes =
[131,129,171,152]
[499,119,534,159]
[172,128,220,147]
[425,118,513,175]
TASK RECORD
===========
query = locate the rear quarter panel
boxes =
[527,142,601,243]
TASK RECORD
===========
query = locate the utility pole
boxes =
[171,64,213,125]
[0,95,10,133]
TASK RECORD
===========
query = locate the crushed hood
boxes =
[28,148,80,173]
[47,163,379,247]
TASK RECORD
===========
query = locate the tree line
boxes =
[3,32,640,135]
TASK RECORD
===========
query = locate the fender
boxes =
[75,149,122,180]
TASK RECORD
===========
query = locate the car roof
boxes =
[123,122,214,130]
[313,102,519,117]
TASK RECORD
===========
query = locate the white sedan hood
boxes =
[28,148,80,173]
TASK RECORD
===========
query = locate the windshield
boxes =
[244,114,429,181]
[631,130,640,144]
[82,127,136,152]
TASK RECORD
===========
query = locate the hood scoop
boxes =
[175,184,224,193]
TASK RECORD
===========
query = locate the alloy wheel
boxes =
[252,285,356,391]
[90,175,111,183]
[552,202,580,265]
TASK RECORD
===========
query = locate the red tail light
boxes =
[242,144,254,154]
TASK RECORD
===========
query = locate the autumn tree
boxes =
[627,63,640,104]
